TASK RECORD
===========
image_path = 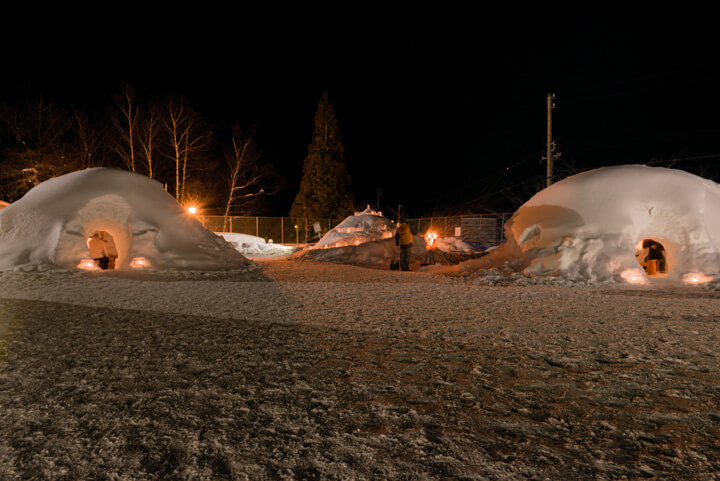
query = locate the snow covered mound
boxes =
[217,232,298,258]
[462,165,720,283]
[314,207,396,248]
[295,236,426,269]
[0,168,250,271]
[435,236,475,253]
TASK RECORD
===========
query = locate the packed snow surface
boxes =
[1,260,719,479]
[463,165,720,283]
[0,168,249,271]
[216,232,298,258]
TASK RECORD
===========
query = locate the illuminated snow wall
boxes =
[467,165,720,282]
[0,168,249,271]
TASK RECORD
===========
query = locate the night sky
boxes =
[3,4,720,216]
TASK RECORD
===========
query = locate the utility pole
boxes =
[546,93,556,188]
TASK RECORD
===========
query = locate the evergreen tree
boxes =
[290,91,354,219]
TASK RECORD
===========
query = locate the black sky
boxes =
[3,3,720,216]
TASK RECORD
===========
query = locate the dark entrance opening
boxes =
[636,239,667,276]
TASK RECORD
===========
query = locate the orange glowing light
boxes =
[130,257,150,268]
[77,259,100,271]
[620,268,647,285]
[683,272,712,284]
[425,232,438,249]
[187,206,198,214]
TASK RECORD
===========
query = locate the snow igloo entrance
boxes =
[87,230,119,270]
[635,238,669,277]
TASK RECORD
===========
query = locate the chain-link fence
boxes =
[200,216,342,245]
[200,214,511,247]
[409,214,511,247]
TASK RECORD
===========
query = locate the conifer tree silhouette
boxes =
[290,91,354,220]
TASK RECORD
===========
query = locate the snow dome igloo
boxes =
[0,168,249,271]
[471,165,720,283]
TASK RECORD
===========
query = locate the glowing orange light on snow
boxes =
[77,259,100,270]
[683,272,712,284]
[130,257,150,268]
[187,206,198,215]
[425,231,438,249]
[620,268,647,285]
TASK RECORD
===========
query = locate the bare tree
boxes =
[110,83,139,172]
[137,100,161,179]
[0,97,77,200]
[221,129,265,231]
[72,110,106,169]
[163,96,212,202]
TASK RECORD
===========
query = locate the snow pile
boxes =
[314,206,396,248]
[216,232,298,258]
[0,168,250,271]
[293,208,425,267]
[434,236,476,253]
[461,165,720,283]
[295,236,426,268]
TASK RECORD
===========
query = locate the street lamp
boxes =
[295,224,299,244]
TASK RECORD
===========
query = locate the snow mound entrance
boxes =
[461,165,720,284]
[0,168,250,271]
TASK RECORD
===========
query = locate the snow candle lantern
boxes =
[683,272,712,284]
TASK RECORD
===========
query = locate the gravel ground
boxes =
[1,259,720,480]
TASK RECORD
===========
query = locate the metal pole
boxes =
[546,93,555,188]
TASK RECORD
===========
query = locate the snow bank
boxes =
[314,207,396,248]
[434,236,476,253]
[296,207,426,268]
[216,232,298,258]
[295,235,426,268]
[0,168,250,271]
[461,165,720,283]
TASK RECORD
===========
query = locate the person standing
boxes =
[88,232,109,270]
[394,218,413,271]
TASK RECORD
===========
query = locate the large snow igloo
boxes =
[0,168,250,271]
[471,165,720,283]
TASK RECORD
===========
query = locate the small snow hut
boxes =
[0,168,249,271]
[469,165,720,283]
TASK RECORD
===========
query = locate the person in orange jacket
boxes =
[394,217,413,271]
